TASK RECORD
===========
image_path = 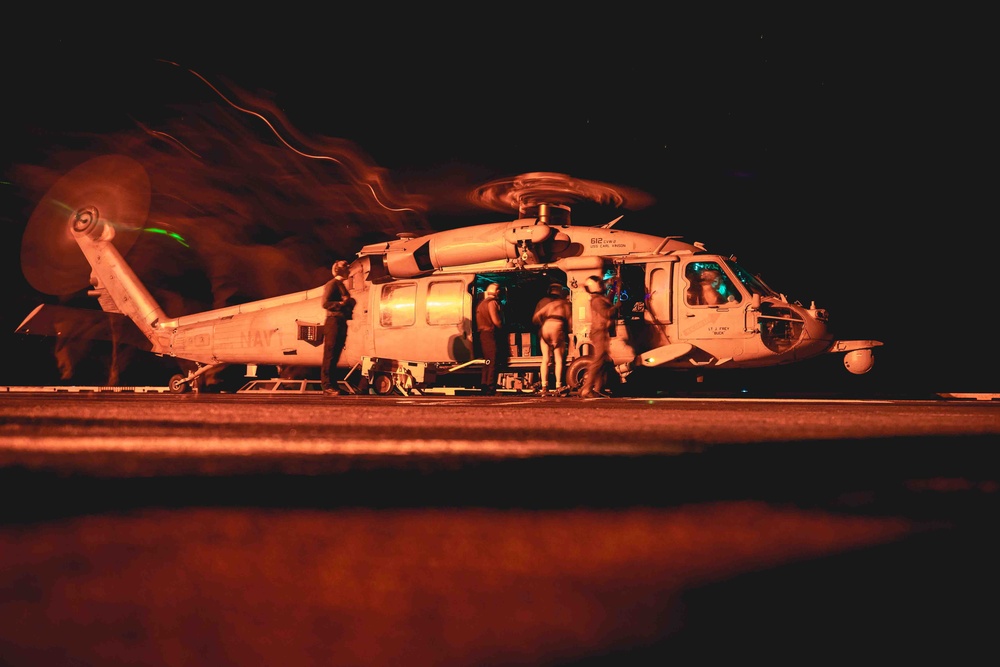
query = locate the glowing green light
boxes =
[143,227,189,247]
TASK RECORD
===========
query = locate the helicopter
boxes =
[15,154,882,395]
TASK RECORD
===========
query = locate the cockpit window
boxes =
[724,259,779,297]
[685,262,741,306]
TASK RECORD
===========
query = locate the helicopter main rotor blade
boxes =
[470,171,654,223]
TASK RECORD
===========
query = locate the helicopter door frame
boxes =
[471,269,568,363]
[644,258,677,325]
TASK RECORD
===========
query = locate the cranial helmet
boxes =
[584,276,603,294]
[485,283,501,297]
[332,260,349,276]
[548,282,564,295]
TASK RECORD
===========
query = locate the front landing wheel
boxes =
[566,356,591,395]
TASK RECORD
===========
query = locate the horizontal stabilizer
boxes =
[16,304,151,351]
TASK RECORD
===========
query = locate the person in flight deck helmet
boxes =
[320,260,354,396]
[695,268,728,305]
[579,275,618,398]
[532,282,571,396]
[686,265,732,306]
[475,282,506,395]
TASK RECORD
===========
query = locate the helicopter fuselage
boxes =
[54,214,879,394]
[16,160,881,395]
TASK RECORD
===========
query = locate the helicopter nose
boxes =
[791,302,834,356]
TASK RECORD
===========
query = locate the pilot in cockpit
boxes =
[687,266,733,306]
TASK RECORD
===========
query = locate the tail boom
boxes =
[71,205,169,353]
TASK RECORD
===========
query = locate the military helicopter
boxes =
[16,154,882,395]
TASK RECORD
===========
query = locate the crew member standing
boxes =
[321,260,354,396]
[532,282,571,395]
[475,282,505,395]
[579,275,617,398]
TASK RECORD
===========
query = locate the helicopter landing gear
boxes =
[565,356,589,395]
[167,363,219,393]
[565,356,624,397]
[168,373,192,394]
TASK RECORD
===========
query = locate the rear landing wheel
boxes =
[168,374,191,394]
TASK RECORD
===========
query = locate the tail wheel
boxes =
[168,374,191,394]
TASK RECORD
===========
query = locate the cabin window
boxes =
[379,282,416,327]
[426,280,464,326]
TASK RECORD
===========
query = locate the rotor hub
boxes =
[470,171,650,225]
[71,206,100,236]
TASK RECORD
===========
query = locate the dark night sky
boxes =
[1,17,995,392]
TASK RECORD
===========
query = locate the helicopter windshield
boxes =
[723,258,780,298]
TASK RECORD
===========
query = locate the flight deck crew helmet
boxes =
[548,282,564,295]
[332,260,350,277]
[485,283,501,298]
[584,275,604,294]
